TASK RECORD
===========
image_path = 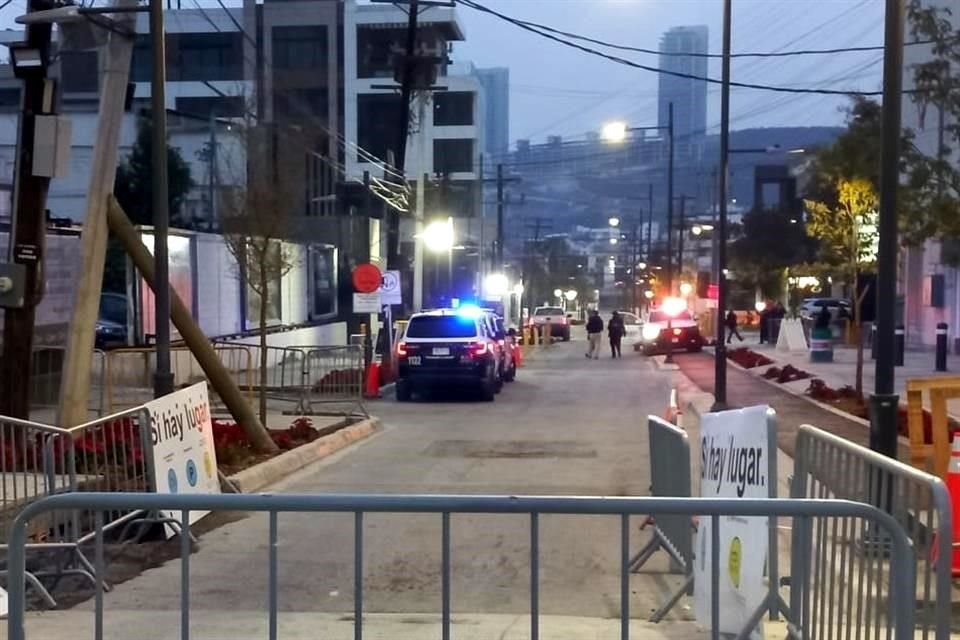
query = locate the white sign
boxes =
[776,318,808,353]
[0,586,7,618]
[379,270,402,305]
[353,292,381,314]
[694,405,771,638]
[144,382,220,534]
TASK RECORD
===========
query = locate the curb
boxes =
[226,417,381,492]
[652,355,680,371]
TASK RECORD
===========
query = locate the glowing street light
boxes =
[512,283,524,295]
[609,237,618,245]
[637,261,647,270]
[608,216,620,227]
[755,301,767,313]
[644,290,655,300]
[601,121,628,144]
[484,272,509,297]
[691,223,715,236]
[564,289,578,301]
[679,282,693,296]
[423,218,454,253]
[553,288,563,298]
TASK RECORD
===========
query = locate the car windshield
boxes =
[99,295,127,325]
[534,307,564,316]
[406,315,478,338]
[648,310,692,323]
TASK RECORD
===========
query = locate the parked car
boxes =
[395,307,502,401]
[96,292,129,349]
[799,298,851,322]
[482,310,518,383]
[529,306,571,341]
[636,308,703,355]
[617,311,642,340]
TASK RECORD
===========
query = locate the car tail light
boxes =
[673,328,682,336]
[468,341,490,358]
[397,342,409,358]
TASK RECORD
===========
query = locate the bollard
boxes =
[895,325,905,367]
[544,322,553,346]
[870,323,877,360]
[936,322,948,372]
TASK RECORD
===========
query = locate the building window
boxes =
[0,88,20,110]
[357,27,406,79]
[434,139,473,174]
[171,33,243,82]
[357,94,401,162]
[61,51,99,93]
[308,245,337,320]
[272,26,327,71]
[273,88,329,122]
[175,96,245,118]
[433,92,473,126]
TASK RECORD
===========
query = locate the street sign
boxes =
[352,263,382,294]
[353,292,381,313]
[379,269,402,305]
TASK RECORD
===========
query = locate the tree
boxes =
[220,123,301,425]
[805,178,879,397]
[728,206,816,302]
[114,113,194,228]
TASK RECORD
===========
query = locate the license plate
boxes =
[433,347,450,356]
[671,338,680,343]
[408,356,421,365]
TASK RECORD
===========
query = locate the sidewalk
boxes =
[750,342,960,417]
[672,352,906,458]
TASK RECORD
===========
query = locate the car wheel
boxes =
[396,381,412,402]
[504,363,516,382]
[479,377,496,401]
[562,330,571,342]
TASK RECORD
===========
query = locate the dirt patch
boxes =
[426,440,597,459]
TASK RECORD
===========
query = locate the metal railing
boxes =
[630,416,694,620]
[6,493,916,640]
[0,408,154,607]
[105,345,253,413]
[30,346,106,419]
[792,424,952,640]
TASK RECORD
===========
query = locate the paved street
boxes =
[24,332,700,637]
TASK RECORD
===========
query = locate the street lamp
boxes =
[637,261,647,270]
[601,121,628,144]
[423,218,454,253]
[608,216,621,228]
[691,223,714,236]
[609,237,618,245]
[484,272,509,298]
[679,282,693,297]
[564,289,578,302]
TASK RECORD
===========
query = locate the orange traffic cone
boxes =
[364,362,381,399]
[948,434,960,576]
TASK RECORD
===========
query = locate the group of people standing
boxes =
[585,310,625,359]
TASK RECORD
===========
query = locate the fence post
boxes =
[935,322,948,372]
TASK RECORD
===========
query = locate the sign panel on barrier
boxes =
[694,404,770,638]
[144,382,221,533]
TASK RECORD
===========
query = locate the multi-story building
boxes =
[658,26,708,161]
[900,1,960,349]
[475,66,509,156]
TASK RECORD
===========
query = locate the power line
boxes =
[457,0,891,96]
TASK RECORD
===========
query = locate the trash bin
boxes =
[810,326,834,363]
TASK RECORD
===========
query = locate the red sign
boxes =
[707,284,719,300]
[352,263,382,294]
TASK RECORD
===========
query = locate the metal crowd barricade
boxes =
[30,346,106,419]
[7,493,917,640]
[630,416,694,621]
[0,407,154,607]
[291,345,367,418]
[106,345,253,412]
[791,424,952,640]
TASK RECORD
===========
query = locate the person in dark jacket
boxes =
[585,309,604,359]
[608,311,626,358]
[726,309,744,343]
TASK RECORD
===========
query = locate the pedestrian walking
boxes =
[725,309,744,344]
[758,303,769,344]
[608,311,625,358]
[585,309,604,359]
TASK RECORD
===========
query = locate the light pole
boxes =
[602,105,674,293]
[870,0,905,458]
[714,0,732,411]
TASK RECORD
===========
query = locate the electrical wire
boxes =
[457,0,890,96]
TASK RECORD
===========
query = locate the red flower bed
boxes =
[727,348,774,369]
[213,417,320,470]
[761,364,811,384]
[805,378,959,443]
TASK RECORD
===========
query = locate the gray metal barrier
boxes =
[291,345,366,417]
[31,346,106,419]
[630,416,694,621]
[0,408,154,607]
[6,493,916,640]
[792,424,952,640]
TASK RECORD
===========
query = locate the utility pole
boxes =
[0,0,55,419]
[676,195,688,281]
[647,184,653,258]
[58,1,137,427]
[480,163,519,274]
[665,101,675,294]
[150,0,173,398]
[207,110,218,229]
[713,0,733,412]
[870,0,905,458]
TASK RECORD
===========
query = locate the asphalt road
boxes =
[70,331,690,625]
